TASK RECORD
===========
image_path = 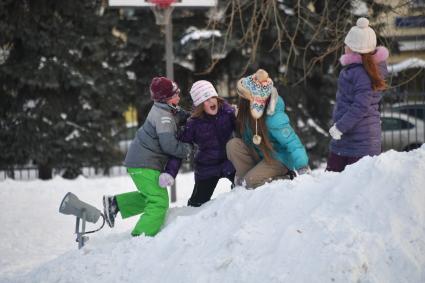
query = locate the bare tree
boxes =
[208,0,410,84]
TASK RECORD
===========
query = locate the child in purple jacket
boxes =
[159,80,236,207]
[327,18,389,172]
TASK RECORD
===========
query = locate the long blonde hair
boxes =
[236,98,274,162]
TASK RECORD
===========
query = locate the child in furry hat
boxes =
[227,69,310,189]
[102,77,193,237]
[327,18,389,172]
[159,80,236,207]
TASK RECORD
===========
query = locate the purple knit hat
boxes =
[150,77,180,102]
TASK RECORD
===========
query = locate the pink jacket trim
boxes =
[340,46,389,66]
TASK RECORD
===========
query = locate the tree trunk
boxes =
[62,167,82,179]
[38,163,52,180]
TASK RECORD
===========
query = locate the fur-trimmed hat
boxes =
[344,17,377,54]
[190,80,218,107]
[150,77,180,102]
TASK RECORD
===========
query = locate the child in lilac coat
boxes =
[159,80,236,207]
[327,18,389,172]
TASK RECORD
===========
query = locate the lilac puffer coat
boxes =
[165,102,236,181]
[330,46,389,157]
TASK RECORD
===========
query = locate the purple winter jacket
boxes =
[164,102,236,181]
[330,46,389,157]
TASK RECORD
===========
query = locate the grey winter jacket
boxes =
[124,102,192,170]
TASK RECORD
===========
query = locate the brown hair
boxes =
[361,52,387,91]
[236,98,274,162]
[191,96,225,119]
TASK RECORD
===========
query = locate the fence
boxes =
[380,67,425,152]
[0,165,129,181]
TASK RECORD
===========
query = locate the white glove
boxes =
[159,173,174,188]
[329,124,342,140]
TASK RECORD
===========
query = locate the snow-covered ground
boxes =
[1,147,425,283]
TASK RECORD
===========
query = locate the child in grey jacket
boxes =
[103,77,192,237]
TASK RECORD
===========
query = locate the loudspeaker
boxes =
[59,192,101,224]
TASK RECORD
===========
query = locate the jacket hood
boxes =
[340,46,389,66]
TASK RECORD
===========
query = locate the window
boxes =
[412,0,425,7]
[381,118,414,131]
[399,108,425,120]
[395,16,425,28]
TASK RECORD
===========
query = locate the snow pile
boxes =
[1,147,425,283]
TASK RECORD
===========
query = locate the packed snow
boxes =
[180,27,222,45]
[388,58,425,74]
[1,146,425,283]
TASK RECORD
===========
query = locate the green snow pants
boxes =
[115,168,169,237]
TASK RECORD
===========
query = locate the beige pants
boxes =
[226,138,289,189]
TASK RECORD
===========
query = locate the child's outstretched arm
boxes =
[164,158,182,179]
[159,158,182,187]
[156,111,193,160]
[158,117,196,187]
[163,119,195,177]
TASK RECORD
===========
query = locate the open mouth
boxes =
[210,105,217,111]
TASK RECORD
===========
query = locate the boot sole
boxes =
[103,195,114,228]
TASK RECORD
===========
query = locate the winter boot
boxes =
[233,175,245,187]
[285,170,297,180]
[103,195,119,228]
[296,166,311,176]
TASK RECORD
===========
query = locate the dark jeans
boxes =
[188,174,235,207]
[326,151,362,172]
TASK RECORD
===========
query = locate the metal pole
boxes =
[75,216,80,245]
[75,211,88,249]
[164,18,177,202]
[165,20,174,80]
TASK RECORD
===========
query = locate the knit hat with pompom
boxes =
[236,69,274,145]
[344,17,377,54]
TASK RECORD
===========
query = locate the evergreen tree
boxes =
[0,0,209,179]
[0,0,140,178]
